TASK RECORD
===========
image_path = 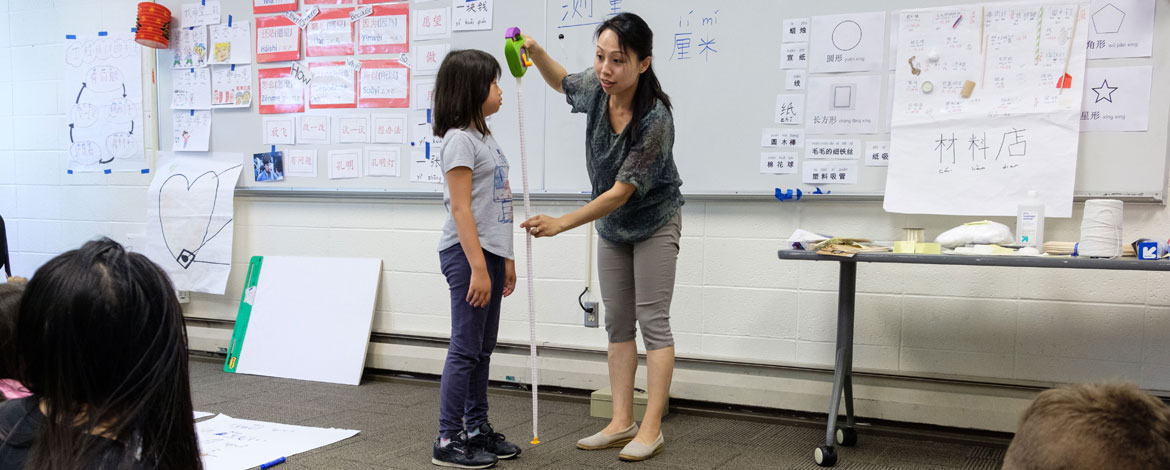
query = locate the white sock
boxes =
[468,427,482,438]
[439,437,452,448]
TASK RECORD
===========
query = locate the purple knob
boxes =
[506,27,520,39]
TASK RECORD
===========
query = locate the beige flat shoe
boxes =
[618,432,664,461]
[576,423,638,450]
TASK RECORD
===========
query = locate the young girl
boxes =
[431,49,521,469]
[0,238,202,469]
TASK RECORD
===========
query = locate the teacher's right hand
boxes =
[521,34,543,56]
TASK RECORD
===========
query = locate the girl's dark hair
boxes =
[0,282,24,383]
[596,12,672,143]
[432,49,501,138]
[14,238,201,470]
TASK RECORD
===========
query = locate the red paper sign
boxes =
[307,7,354,57]
[258,67,306,114]
[359,60,410,108]
[256,15,301,63]
[305,0,349,4]
[309,61,357,109]
[356,3,409,55]
[253,0,297,14]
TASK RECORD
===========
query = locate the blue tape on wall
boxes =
[67,169,74,175]
[228,15,233,27]
[426,109,432,123]
[98,31,108,36]
[425,141,431,159]
[103,169,112,174]
[131,28,137,33]
[141,169,150,174]
[65,34,76,40]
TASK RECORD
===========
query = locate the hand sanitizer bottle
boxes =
[1016,191,1045,249]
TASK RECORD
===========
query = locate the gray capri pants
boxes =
[598,211,682,351]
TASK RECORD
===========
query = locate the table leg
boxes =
[815,261,857,467]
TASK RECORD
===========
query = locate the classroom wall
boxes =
[5,0,1170,433]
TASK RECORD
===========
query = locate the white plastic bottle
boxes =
[1016,191,1045,250]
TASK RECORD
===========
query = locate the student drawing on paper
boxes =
[181,130,191,149]
[214,42,230,63]
[429,49,521,469]
[194,42,207,63]
[520,13,684,462]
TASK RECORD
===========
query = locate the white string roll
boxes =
[1078,199,1124,258]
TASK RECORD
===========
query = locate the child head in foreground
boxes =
[0,238,201,469]
[0,281,26,402]
[1003,382,1170,470]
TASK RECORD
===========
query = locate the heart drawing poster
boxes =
[145,152,244,294]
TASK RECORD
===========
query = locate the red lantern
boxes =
[135,2,172,49]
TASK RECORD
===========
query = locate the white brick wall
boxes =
[4,0,1170,432]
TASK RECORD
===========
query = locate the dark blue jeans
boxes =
[438,244,505,438]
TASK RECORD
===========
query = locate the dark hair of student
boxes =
[432,49,502,139]
[595,12,673,143]
[0,282,23,383]
[14,238,201,470]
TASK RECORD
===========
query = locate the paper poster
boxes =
[145,152,244,294]
[761,152,798,174]
[211,65,252,108]
[1086,0,1155,58]
[780,43,808,69]
[413,43,450,76]
[806,139,860,159]
[366,146,401,176]
[785,70,806,90]
[453,0,493,31]
[182,1,221,27]
[373,114,407,143]
[809,11,886,73]
[774,94,804,125]
[358,60,409,108]
[172,67,212,110]
[357,3,409,54]
[309,62,357,109]
[413,80,436,110]
[171,26,209,68]
[336,115,371,143]
[253,150,285,182]
[1080,65,1151,132]
[865,141,891,166]
[803,160,859,184]
[307,7,355,56]
[761,128,804,150]
[805,74,882,134]
[197,415,358,470]
[415,7,452,41]
[64,33,145,172]
[782,18,810,43]
[173,110,211,152]
[409,109,444,154]
[209,22,252,65]
[256,15,301,63]
[284,148,318,177]
[886,4,1089,217]
[254,0,297,14]
[297,115,331,144]
[328,149,363,179]
[258,67,306,114]
[411,150,443,184]
[263,116,296,145]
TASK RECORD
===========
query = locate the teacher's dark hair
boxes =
[14,238,202,470]
[596,12,672,143]
[433,49,502,138]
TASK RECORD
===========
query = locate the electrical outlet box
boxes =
[583,301,599,328]
[177,290,190,304]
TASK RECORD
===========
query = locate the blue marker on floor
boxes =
[260,456,286,469]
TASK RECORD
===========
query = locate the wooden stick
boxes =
[1059,5,1081,94]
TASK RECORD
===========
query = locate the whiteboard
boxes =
[155,0,1170,200]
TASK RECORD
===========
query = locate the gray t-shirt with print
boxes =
[437,128,515,259]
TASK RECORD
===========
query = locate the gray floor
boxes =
[189,357,1007,469]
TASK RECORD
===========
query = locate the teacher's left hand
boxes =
[521,215,566,238]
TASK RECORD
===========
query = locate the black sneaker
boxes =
[467,423,522,460]
[432,431,498,469]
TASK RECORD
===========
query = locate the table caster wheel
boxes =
[814,445,838,466]
[836,426,858,446]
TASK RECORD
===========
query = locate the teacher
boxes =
[520,12,683,462]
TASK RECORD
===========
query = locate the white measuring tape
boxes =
[514,76,540,444]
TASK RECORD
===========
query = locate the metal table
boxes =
[777,250,1170,467]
